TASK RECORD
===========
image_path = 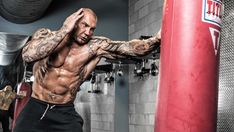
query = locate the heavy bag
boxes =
[155,0,224,131]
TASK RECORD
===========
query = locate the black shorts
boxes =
[13,97,83,132]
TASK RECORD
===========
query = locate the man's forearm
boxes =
[129,36,160,56]
[129,30,161,56]
[107,36,160,57]
[22,25,70,63]
[95,34,160,59]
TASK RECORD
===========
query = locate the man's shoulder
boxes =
[88,36,110,45]
[91,36,109,41]
[32,28,52,39]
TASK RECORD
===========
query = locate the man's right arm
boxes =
[22,26,70,63]
[22,8,84,63]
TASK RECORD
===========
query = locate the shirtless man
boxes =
[13,8,161,132]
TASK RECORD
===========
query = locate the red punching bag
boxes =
[155,0,224,132]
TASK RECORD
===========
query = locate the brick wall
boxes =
[75,74,115,132]
[128,0,163,131]
[90,76,115,132]
[129,0,163,39]
[75,82,92,132]
[128,60,160,132]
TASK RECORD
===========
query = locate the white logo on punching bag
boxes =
[202,0,224,27]
[209,27,220,55]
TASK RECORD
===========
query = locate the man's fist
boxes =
[156,29,161,41]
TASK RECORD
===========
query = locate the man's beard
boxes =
[72,36,90,45]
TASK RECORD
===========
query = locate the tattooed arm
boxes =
[22,27,69,63]
[93,30,161,59]
[22,9,84,63]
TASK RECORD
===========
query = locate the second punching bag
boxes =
[155,0,224,132]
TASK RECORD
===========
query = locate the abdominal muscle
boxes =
[31,66,82,104]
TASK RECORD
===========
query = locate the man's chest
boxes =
[65,44,96,66]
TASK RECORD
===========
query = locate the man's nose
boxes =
[85,28,92,36]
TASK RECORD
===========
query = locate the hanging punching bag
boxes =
[155,0,224,132]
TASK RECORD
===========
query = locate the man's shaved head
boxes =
[83,8,97,21]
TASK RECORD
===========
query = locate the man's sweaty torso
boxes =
[32,39,101,104]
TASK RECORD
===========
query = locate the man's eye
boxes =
[85,23,89,27]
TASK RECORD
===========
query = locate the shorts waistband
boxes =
[30,97,74,107]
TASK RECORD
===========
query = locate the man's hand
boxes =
[63,8,84,32]
[151,29,161,44]
[156,29,161,41]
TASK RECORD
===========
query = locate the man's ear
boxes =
[72,24,78,33]
[74,24,77,30]
[74,21,80,31]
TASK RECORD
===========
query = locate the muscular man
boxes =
[13,8,161,132]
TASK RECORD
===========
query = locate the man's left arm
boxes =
[94,30,161,59]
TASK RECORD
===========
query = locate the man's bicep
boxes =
[92,37,127,59]
[22,39,44,62]
[31,28,53,39]
[22,28,55,62]
[99,50,126,59]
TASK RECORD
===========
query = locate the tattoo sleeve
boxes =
[92,35,160,59]
[22,26,70,63]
